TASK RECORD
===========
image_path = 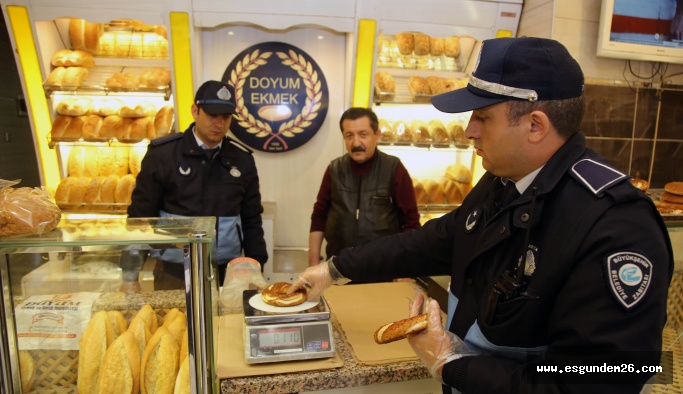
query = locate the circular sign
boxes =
[222,42,329,152]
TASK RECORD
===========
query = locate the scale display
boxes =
[244,320,335,364]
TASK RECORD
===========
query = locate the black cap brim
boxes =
[430,86,508,114]
[200,104,236,115]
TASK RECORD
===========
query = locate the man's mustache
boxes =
[351,146,366,153]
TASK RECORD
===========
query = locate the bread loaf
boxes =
[55,176,77,204]
[141,327,180,394]
[50,115,72,140]
[0,186,61,237]
[154,106,174,138]
[19,350,35,392]
[440,178,463,204]
[98,148,116,177]
[426,76,448,95]
[83,176,105,204]
[92,98,123,117]
[100,175,119,204]
[129,147,146,176]
[114,118,134,140]
[95,331,141,394]
[68,147,86,177]
[115,174,136,204]
[173,356,190,394]
[374,314,428,344]
[46,66,67,86]
[445,163,473,184]
[413,33,430,56]
[68,176,91,205]
[99,115,122,139]
[134,304,159,335]
[396,32,414,55]
[393,120,414,144]
[430,37,445,56]
[408,76,431,102]
[106,72,140,91]
[413,179,428,205]
[139,68,171,88]
[447,121,469,147]
[69,18,102,53]
[63,66,89,87]
[378,118,396,143]
[423,179,445,204]
[56,97,93,117]
[410,120,431,146]
[82,115,103,140]
[120,101,157,118]
[179,330,188,364]
[374,71,395,101]
[128,316,152,362]
[77,310,111,394]
[444,36,460,58]
[165,312,187,347]
[107,310,128,344]
[51,49,94,67]
[428,120,449,145]
[83,148,99,178]
[114,147,130,177]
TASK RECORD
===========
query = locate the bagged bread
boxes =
[0,179,61,237]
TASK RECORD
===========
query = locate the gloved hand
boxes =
[407,293,477,384]
[288,261,333,301]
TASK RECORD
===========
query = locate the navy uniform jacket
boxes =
[334,132,673,393]
[128,124,268,266]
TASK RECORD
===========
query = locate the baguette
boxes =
[95,331,141,394]
[78,310,111,394]
[141,327,180,394]
[374,313,428,344]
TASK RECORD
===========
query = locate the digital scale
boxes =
[242,289,336,364]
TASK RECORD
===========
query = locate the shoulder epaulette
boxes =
[227,136,253,154]
[570,158,627,195]
[150,132,184,146]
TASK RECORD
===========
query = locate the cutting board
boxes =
[324,282,427,365]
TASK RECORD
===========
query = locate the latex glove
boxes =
[407,294,477,384]
[289,261,333,301]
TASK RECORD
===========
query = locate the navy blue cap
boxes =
[195,80,237,115]
[431,37,584,114]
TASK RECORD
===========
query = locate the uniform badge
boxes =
[464,207,482,233]
[605,251,653,310]
[230,167,241,178]
[179,162,191,176]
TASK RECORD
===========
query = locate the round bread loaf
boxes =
[115,174,136,204]
[444,36,460,58]
[430,37,445,56]
[664,182,683,196]
[396,32,415,55]
[262,282,307,307]
[413,33,430,56]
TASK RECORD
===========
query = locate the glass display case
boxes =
[0,216,217,394]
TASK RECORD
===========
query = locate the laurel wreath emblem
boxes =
[228,48,324,150]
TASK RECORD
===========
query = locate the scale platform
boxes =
[242,289,336,364]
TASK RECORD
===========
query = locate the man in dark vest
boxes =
[308,107,420,267]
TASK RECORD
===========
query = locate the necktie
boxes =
[204,147,220,160]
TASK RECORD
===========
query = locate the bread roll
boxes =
[129,147,145,176]
[413,179,428,205]
[430,37,445,56]
[83,176,105,204]
[63,66,89,87]
[51,49,94,67]
[96,331,141,394]
[92,98,123,117]
[374,71,395,101]
[428,120,449,145]
[82,115,103,140]
[445,163,473,184]
[69,18,102,53]
[77,310,111,394]
[423,179,445,204]
[114,147,130,177]
[408,76,431,102]
[413,33,430,56]
[374,314,428,344]
[55,176,77,204]
[100,115,122,139]
[396,32,414,55]
[100,175,120,204]
[46,66,67,86]
[440,178,463,204]
[444,36,461,58]
[50,115,72,140]
[114,118,134,140]
[19,350,35,392]
[173,356,190,394]
[139,68,171,88]
[154,106,174,138]
[120,101,157,118]
[106,72,140,91]
[128,117,153,140]
[115,174,136,204]
[141,327,180,394]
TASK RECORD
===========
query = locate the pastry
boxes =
[413,33,430,56]
[261,282,307,307]
[396,32,415,55]
[430,37,445,56]
[374,314,428,344]
[444,36,461,58]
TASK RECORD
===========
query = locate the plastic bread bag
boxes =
[219,257,269,314]
[0,179,61,237]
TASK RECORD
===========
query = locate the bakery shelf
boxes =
[56,202,129,214]
[48,135,154,148]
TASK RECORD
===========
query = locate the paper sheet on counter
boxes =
[215,314,344,379]
[324,282,425,365]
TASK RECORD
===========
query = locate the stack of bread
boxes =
[412,164,473,206]
[46,49,95,88]
[70,18,168,59]
[658,182,683,215]
[77,305,189,394]
[50,100,173,142]
[54,146,141,210]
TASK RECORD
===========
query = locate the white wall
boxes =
[199,25,347,248]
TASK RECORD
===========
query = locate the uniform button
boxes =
[500,226,506,234]
[521,213,530,222]
[466,278,473,286]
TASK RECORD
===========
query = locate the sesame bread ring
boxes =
[374,313,428,344]
[261,282,307,307]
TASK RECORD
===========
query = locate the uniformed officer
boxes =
[290,37,673,393]
[126,80,268,290]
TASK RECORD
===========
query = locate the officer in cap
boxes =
[290,37,673,393]
[127,80,268,290]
